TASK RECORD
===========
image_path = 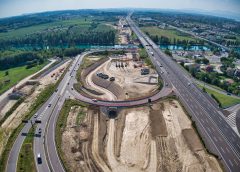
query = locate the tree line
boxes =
[0,52,44,70]
[0,30,116,49]
[145,32,204,46]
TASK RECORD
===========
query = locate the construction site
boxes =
[79,52,159,101]
[61,99,223,172]
[59,50,223,172]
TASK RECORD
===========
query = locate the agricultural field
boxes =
[0,61,48,94]
[0,10,121,49]
[141,26,197,42]
[0,18,110,40]
[141,26,198,43]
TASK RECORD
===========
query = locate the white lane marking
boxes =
[220,147,225,153]
[229,160,234,167]
[206,127,211,132]
[213,136,218,142]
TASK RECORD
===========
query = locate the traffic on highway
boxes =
[127,15,240,172]
[5,15,240,172]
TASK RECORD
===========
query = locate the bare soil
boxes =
[0,60,70,156]
[61,100,222,172]
[86,55,159,100]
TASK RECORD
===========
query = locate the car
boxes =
[165,83,168,86]
[34,114,38,118]
[188,83,191,86]
[48,104,51,107]
[227,92,231,96]
[38,128,42,134]
[96,72,103,77]
[71,87,73,90]
[67,82,70,85]
[37,153,42,164]
[110,77,115,81]
[102,74,109,79]
[55,88,58,92]
[92,99,98,102]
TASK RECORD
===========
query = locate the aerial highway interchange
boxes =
[5,15,240,172]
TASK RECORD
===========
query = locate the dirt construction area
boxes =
[83,53,159,101]
[61,99,223,172]
[0,60,70,156]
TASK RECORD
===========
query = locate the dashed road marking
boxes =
[220,147,225,153]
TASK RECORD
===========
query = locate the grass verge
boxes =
[17,126,36,172]
[0,61,49,95]
[0,83,56,172]
[55,99,87,172]
[0,60,71,172]
[197,84,240,108]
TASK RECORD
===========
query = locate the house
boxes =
[184,63,200,71]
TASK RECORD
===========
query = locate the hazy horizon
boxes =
[0,0,240,19]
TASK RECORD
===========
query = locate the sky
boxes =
[0,0,240,18]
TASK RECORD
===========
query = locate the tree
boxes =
[164,49,172,57]
[5,71,9,76]
[202,58,209,65]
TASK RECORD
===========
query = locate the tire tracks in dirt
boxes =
[92,113,111,172]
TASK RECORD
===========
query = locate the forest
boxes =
[0,10,124,49]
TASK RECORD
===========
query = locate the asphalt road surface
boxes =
[127,15,240,172]
[6,49,171,172]
[6,14,239,172]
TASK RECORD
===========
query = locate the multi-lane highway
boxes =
[6,14,240,172]
[127,15,240,172]
[6,48,172,172]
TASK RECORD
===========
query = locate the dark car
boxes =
[102,74,109,79]
[110,77,115,81]
[48,104,51,107]
[38,128,42,134]
[37,153,42,164]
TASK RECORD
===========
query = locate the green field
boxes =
[198,84,240,108]
[0,61,48,94]
[141,26,197,43]
[0,18,93,40]
[17,127,36,172]
[0,17,113,40]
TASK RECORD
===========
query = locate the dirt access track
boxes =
[61,99,223,172]
[83,53,159,101]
